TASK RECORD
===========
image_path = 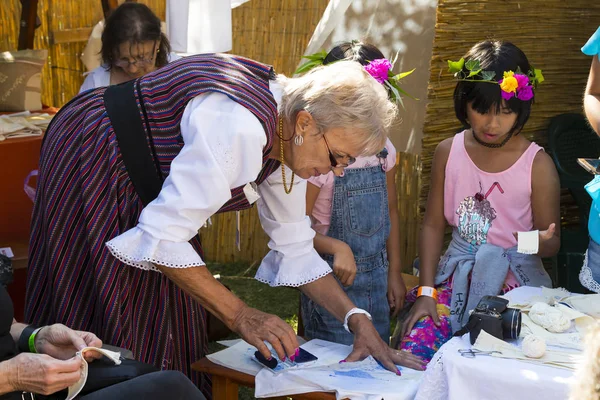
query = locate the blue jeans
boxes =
[301,251,390,345]
[302,164,391,345]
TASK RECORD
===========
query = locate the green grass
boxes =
[205,262,300,400]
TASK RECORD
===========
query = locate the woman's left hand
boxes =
[35,324,103,362]
[387,270,406,318]
[342,315,426,374]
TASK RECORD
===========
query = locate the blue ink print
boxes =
[332,369,375,379]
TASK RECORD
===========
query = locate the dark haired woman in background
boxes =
[79,2,179,92]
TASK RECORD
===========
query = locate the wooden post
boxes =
[101,0,119,19]
[17,0,39,50]
[101,0,137,19]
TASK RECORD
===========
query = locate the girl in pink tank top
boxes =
[395,40,561,363]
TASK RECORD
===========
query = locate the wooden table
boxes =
[192,357,336,400]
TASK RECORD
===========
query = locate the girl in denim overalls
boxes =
[300,42,407,345]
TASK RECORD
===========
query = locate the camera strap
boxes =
[453,316,479,338]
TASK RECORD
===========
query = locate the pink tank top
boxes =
[444,131,542,250]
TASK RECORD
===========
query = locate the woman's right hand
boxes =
[231,305,299,362]
[3,353,82,395]
[401,295,441,338]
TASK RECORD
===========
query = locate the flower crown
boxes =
[447,58,544,101]
[295,48,416,107]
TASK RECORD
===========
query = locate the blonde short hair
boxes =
[277,60,397,156]
[569,323,600,400]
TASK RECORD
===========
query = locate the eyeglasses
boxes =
[113,42,158,69]
[323,134,356,168]
[113,56,156,68]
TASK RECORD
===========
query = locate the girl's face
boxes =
[466,100,519,145]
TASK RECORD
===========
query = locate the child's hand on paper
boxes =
[332,242,357,286]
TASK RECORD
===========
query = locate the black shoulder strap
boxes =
[103,81,163,206]
[453,315,479,337]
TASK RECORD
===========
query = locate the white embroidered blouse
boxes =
[105,81,332,287]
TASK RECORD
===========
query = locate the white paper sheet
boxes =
[206,338,423,399]
[254,339,423,400]
[206,339,263,376]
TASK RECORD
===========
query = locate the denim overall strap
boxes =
[301,164,391,345]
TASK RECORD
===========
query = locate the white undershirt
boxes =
[79,52,181,93]
[105,81,331,287]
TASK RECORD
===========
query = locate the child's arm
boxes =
[385,165,406,318]
[530,151,561,258]
[584,56,600,135]
[307,182,357,286]
[401,139,452,337]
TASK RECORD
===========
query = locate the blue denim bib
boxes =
[302,163,391,345]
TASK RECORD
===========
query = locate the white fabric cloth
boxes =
[506,286,598,351]
[79,52,181,93]
[66,347,122,400]
[415,334,575,400]
[167,0,236,55]
[106,81,332,287]
[0,112,53,141]
[298,0,353,73]
[230,0,250,7]
[415,286,577,400]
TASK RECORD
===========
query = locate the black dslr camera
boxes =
[463,295,521,345]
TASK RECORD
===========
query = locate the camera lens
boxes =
[501,307,522,339]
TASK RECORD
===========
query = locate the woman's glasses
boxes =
[113,56,156,69]
[323,134,356,168]
[113,42,158,69]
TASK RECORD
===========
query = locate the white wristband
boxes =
[343,307,372,333]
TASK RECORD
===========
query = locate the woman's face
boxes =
[466,101,518,145]
[113,40,159,79]
[287,111,363,179]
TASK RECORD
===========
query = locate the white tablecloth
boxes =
[414,287,576,400]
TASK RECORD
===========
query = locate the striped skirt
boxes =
[24,88,211,397]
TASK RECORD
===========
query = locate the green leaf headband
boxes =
[448,58,544,101]
[295,48,417,108]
